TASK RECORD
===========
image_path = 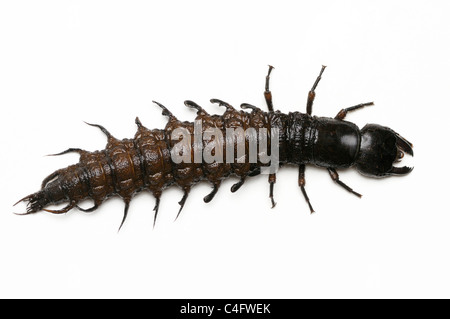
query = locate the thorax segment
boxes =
[287,112,361,168]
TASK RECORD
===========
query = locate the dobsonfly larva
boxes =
[14,65,413,230]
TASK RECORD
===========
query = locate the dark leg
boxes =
[263,65,277,207]
[248,167,261,177]
[264,65,275,112]
[231,176,245,193]
[335,102,374,120]
[306,65,326,115]
[298,164,314,214]
[327,168,362,198]
[269,173,276,208]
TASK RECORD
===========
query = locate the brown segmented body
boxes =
[15,66,413,230]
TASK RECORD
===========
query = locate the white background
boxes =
[0,1,448,298]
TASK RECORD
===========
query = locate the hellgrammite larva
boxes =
[15,66,413,230]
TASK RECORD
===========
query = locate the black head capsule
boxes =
[355,124,413,177]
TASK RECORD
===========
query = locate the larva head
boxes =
[355,124,413,177]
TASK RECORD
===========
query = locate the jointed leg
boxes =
[327,168,362,198]
[268,173,276,208]
[335,102,374,120]
[263,65,277,207]
[264,65,275,112]
[231,176,246,193]
[299,164,314,214]
[306,65,326,115]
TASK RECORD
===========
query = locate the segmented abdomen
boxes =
[18,100,304,228]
